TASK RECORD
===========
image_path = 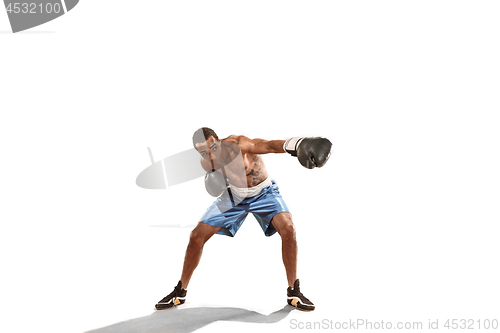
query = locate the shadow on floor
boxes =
[86,305,294,333]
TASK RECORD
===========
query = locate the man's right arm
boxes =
[200,158,213,172]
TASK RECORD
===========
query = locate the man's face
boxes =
[195,136,222,162]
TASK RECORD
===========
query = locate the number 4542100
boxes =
[6,3,62,14]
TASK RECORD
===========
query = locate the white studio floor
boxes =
[2,1,500,333]
[4,185,500,333]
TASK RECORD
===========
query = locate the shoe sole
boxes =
[155,298,186,310]
[287,298,315,312]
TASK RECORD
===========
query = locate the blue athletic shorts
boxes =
[200,180,290,237]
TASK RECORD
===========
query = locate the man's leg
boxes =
[180,222,221,289]
[155,222,221,310]
[271,212,315,311]
[270,212,297,288]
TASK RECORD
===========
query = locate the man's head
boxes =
[192,127,222,162]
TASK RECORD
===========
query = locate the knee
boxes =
[277,219,296,242]
[189,228,206,247]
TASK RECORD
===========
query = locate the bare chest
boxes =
[218,153,268,188]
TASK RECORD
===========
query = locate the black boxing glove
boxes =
[205,170,228,197]
[284,137,332,169]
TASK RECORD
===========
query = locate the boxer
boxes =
[155,127,332,311]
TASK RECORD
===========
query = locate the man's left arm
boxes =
[240,135,332,169]
[244,137,286,155]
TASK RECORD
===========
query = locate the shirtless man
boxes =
[155,127,332,311]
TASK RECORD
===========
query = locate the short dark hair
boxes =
[192,127,219,148]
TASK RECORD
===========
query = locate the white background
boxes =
[1,1,499,332]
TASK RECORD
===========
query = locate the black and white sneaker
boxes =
[155,281,187,310]
[287,279,315,311]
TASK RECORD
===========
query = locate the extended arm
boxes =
[237,135,332,169]
[243,137,286,155]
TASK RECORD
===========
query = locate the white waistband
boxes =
[229,177,273,198]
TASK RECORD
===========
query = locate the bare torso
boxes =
[200,135,269,188]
